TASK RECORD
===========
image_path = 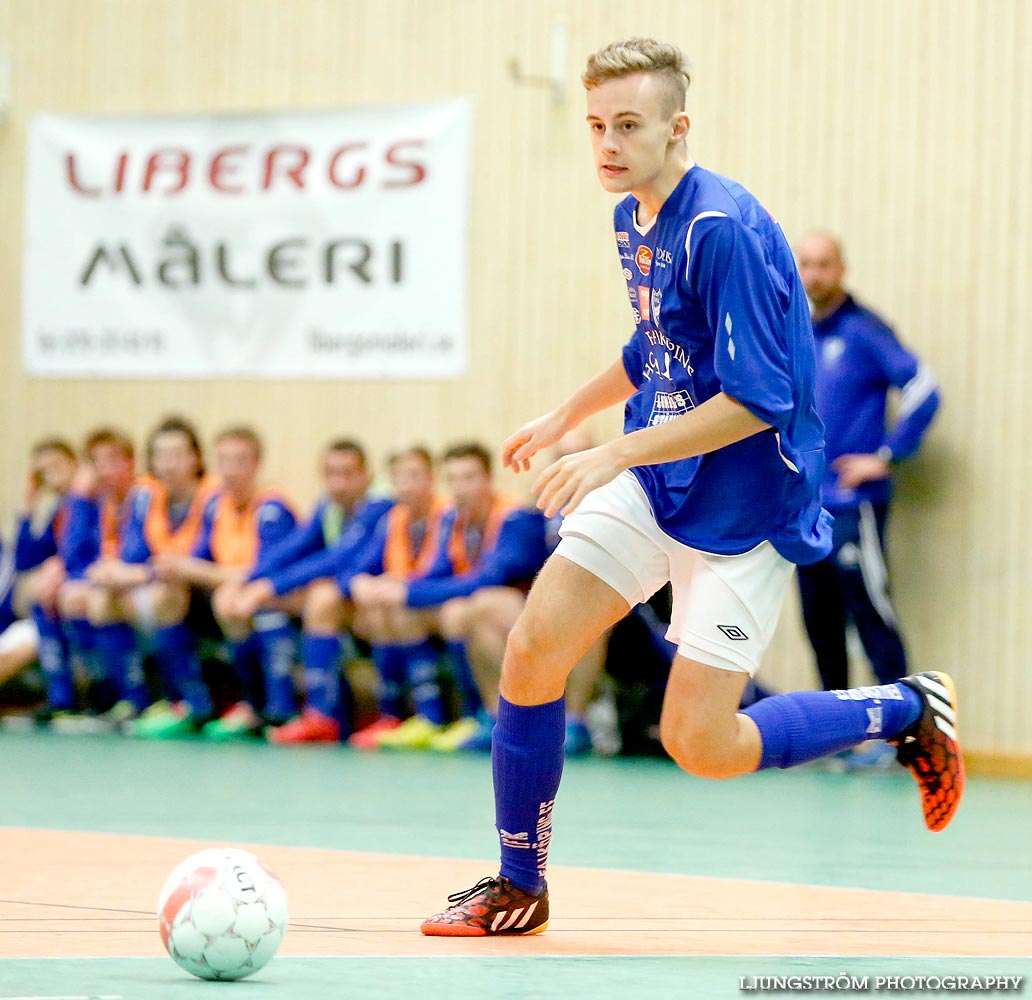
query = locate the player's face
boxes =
[586,73,686,194]
[90,443,134,495]
[35,448,77,494]
[322,450,369,506]
[216,438,260,496]
[390,455,434,509]
[797,236,846,306]
[152,431,201,489]
[444,457,491,516]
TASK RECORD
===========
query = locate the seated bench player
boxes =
[339,446,452,748]
[349,442,547,751]
[12,438,78,720]
[138,426,296,739]
[82,417,218,730]
[221,439,392,743]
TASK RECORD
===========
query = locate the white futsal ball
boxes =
[158,847,289,980]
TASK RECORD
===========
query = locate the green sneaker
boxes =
[376,714,444,750]
[131,702,198,739]
[201,701,262,742]
[427,717,482,753]
[78,699,139,735]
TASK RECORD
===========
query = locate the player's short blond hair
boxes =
[582,38,691,118]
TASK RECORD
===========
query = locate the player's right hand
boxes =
[502,410,570,473]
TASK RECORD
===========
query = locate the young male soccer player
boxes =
[421,37,964,937]
[350,443,546,751]
[225,439,392,743]
[84,417,217,726]
[140,426,295,738]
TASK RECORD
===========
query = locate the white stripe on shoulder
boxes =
[896,361,938,421]
[684,211,729,281]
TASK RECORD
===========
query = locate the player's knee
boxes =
[56,584,88,621]
[304,579,344,628]
[85,588,116,626]
[152,585,189,628]
[660,720,738,780]
[210,585,238,625]
[437,597,471,640]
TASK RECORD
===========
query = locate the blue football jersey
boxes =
[615,165,832,565]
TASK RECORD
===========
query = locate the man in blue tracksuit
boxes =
[796,232,940,691]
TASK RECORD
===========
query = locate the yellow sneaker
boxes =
[376,714,443,750]
[427,717,482,753]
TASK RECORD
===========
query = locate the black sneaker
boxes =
[889,672,965,832]
[421,876,549,937]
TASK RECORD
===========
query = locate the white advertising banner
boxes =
[23,100,471,378]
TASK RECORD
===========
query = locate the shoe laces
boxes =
[447,876,501,905]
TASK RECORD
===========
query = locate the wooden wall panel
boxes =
[1,0,1028,752]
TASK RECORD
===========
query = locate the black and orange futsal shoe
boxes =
[420,876,549,937]
[889,672,965,832]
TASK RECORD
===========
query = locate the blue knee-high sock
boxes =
[446,640,482,718]
[744,683,923,770]
[153,623,212,717]
[64,618,98,677]
[253,612,297,722]
[402,639,447,724]
[301,632,343,719]
[32,605,75,711]
[371,644,406,718]
[493,694,565,895]
[94,623,148,710]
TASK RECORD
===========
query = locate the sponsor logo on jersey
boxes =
[632,308,641,324]
[622,267,633,281]
[647,389,694,425]
[616,231,631,248]
[651,287,662,326]
[637,286,650,322]
[655,247,673,267]
[628,286,637,304]
[635,245,653,276]
[822,336,846,366]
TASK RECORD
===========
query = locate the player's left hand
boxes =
[833,453,890,490]
[533,443,625,518]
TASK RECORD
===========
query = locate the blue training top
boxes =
[615,165,832,565]
[812,294,940,512]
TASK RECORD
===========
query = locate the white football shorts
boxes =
[555,471,795,675]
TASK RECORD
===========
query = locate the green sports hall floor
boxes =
[1,730,1030,998]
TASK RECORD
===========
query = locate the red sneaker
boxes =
[267,708,340,745]
[421,876,549,937]
[889,672,965,832]
[347,715,402,750]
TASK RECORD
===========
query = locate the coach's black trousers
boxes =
[797,501,908,691]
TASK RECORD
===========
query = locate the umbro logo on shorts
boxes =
[717,624,749,641]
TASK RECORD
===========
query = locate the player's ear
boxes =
[672,113,690,142]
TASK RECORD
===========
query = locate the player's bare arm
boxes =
[534,392,769,518]
[503,359,635,473]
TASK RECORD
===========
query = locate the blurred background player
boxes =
[140,426,296,739]
[452,428,606,755]
[0,440,76,708]
[342,446,451,749]
[0,534,38,695]
[50,429,138,725]
[796,232,940,766]
[351,442,546,751]
[225,439,391,744]
[83,417,217,730]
